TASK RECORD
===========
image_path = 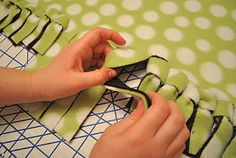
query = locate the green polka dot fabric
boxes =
[37,0,236,102]
[1,0,235,102]
[1,0,236,157]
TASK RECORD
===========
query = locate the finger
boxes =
[82,28,126,47]
[166,126,189,158]
[112,100,145,133]
[148,92,164,105]
[130,93,170,136]
[104,43,113,56]
[77,68,116,89]
[155,101,186,146]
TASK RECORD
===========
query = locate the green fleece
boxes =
[200,117,233,158]
[32,14,69,55]
[54,86,105,142]
[213,100,234,123]
[159,69,189,100]
[11,8,43,44]
[222,136,236,158]
[189,108,214,155]
[0,4,21,30]
[3,8,31,37]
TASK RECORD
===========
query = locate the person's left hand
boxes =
[32,28,126,101]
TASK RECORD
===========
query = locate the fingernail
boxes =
[108,69,116,78]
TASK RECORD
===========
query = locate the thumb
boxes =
[79,68,116,89]
[113,100,145,132]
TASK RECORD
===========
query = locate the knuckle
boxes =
[157,93,166,101]
[94,70,104,83]
[183,127,190,139]
[151,92,159,98]
[147,92,155,98]
[88,28,101,37]
[101,70,109,82]
[173,143,186,155]
[179,144,186,152]
[104,125,115,134]
[157,103,170,115]
[132,134,150,146]
[152,92,164,101]
[168,100,176,106]
[173,113,185,125]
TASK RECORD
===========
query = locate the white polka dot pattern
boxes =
[164,28,183,42]
[200,62,223,83]
[26,0,236,105]
[135,25,155,40]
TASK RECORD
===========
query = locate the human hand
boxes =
[90,92,190,158]
[32,28,126,101]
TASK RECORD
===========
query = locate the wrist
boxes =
[30,70,47,102]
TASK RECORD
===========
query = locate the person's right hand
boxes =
[89,92,190,158]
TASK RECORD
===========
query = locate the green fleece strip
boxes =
[233,107,236,126]
[105,85,150,110]
[199,89,217,111]
[165,69,189,93]
[213,100,234,123]
[22,8,60,46]
[32,22,63,54]
[45,8,61,20]
[32,14,69,55]
[146,56,170,83]
[23,34,71,122]
[222,136,236,158]
[21,101,52,119]
[189,108,214,155]
[130,73,160,109]
[159,84,178,100]
[159,69,189,100]
[182,82,200,105]
[8,0,21,4]
[176,95,194,121]
[10,9,42,44]
[200,117,233,158]
[0,1,11,21]
[3,8,31,37]
[25,31,70,71]
[22,15,49,45]
[176,82,198,121]
[138,73,161,93]
[105,76,151,109]
[54,86,105,142]
[104,48,150,68]
[40,94,78,131]
[53,14,69,29]
[0,4,21,30]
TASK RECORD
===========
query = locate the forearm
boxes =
[0,67,40,105]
